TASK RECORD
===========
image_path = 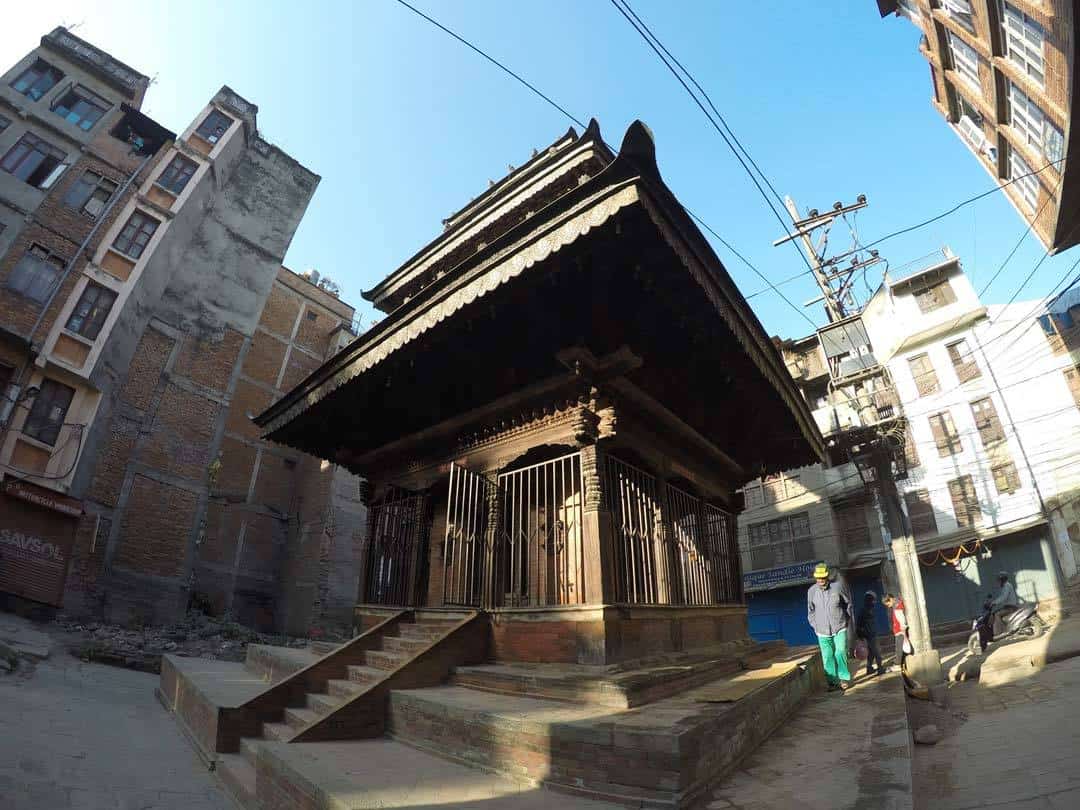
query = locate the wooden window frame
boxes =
[10,58,63,101]
[112,210,160,260]
[1001,1,1046,86]
[22,378,75,447]
[156,153,198,195]
[62,169,118,219]
[929,411,963,457]
[65,282,117,341]
[6,244,64,304]
[946,338,981,383]
[912,278,958,314]
[194,109,234,145]
[0,132,67,189]
[992,462,1022,495]
[904,489,938,540]
[908,352,940,396]
[1064,366,1080,409]
[948,474,982,529]
[1010,147,1040,211]
[970,396,1006,448]
[51,84,110,131]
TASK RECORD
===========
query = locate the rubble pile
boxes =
[55,611,312,674]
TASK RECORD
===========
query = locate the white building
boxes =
[740,249,1078,642]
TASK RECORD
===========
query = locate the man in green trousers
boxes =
[807,562,854,692]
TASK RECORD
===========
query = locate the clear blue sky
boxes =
[3,1,1072,337]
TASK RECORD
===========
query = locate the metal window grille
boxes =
[1010,149,1040,211]
[605,456,666,604]
[443,463,494,607]
[494,451,584,607]
[362,488,430,606]
[667,483,739,606]
[1002,2,1045,86]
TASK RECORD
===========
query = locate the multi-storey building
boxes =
[877,1,1080,253]
[0,29,363,632]
[740,248,1080,643]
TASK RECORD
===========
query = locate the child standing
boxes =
[856,592,884,677]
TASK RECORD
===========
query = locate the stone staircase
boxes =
[158,610,484,810]
[161,621,821,809]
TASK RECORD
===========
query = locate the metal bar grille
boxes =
[605,456,664,604]
[443,463,492,607]
[666,483,739,606]
[495,451,584,607]
[362,489,429,606]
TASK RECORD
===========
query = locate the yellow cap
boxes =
[813,563,830,579]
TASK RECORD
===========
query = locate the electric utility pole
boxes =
[776,195,943,685]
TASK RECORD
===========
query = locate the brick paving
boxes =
[911,655,1080,809]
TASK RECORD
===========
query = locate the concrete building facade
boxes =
[739,249,1080,643]
[877,0,1080,252]
[0,29,363,633]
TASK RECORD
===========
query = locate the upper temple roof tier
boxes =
[257,120,825,483]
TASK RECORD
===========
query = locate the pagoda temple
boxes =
[254,119,823,665]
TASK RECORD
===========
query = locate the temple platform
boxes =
[159,619,823,809]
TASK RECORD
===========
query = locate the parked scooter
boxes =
[967,594,1044,655]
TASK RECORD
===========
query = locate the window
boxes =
[929,411,963,457]
[1,132,67,189]
[65,282,117,340]
[900,426,920,471]
[948,30,981,88]
[971,397,1005,447]
[62,170,118,218]
[1065,367,1080,409]
[904,490,938,540]
[51,85,109,131]
[6,244,64,304]
[948,475,981,528]
[992,462,1021,494]
[1002,1,1046,86]
[1009,82,1064,165]
[0,114,9,134]
[156,153,198,195]
[835,498,872,551]
[946,339,981,383]
[908,353,940,396]
[10,59,63,101]
[194,109,234,145]
[112,210,159,259]
[747,513,813,569]
[1010,148,1040,211]
[943,0,975,32]
[22,378,75,447]
[912,278,957,313]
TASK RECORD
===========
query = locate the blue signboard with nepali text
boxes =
[742,560,823,593]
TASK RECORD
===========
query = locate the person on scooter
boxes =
[990,571,1019,638]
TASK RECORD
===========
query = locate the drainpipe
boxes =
[971,330,1067,590]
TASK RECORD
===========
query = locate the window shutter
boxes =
[948,475,980,528]
[930,412,961,457]
[836,499,871,550]
[909,354,940,396]
[1066,367,1080,409]
[971,398,1005,447]
[904,490,937,540]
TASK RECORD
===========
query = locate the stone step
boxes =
[306,692,346,716]
[382,635,431,654]
[310,640,341,655]
[261,721,293,742]
[347,664,384,685]
[366,649,409,671]
[284,706,320,730]
[397,623,448,640]
[327,678,367,699]
[216,753,256,810]
[238,736,262,767]
[244,643,321,682]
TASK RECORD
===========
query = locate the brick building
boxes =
[0,28,364,632]
[877,1,1080,252]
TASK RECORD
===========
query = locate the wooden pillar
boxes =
[580,444,615,604]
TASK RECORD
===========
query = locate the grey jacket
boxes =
[807,581,853,637]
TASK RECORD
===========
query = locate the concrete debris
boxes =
[54,611,311,674]
[913,724,942,745]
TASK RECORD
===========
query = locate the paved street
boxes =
[0,649,231,810]
[911,654,1080,809]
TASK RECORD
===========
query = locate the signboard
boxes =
[3,479,82,517]
[743,560,823,593]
